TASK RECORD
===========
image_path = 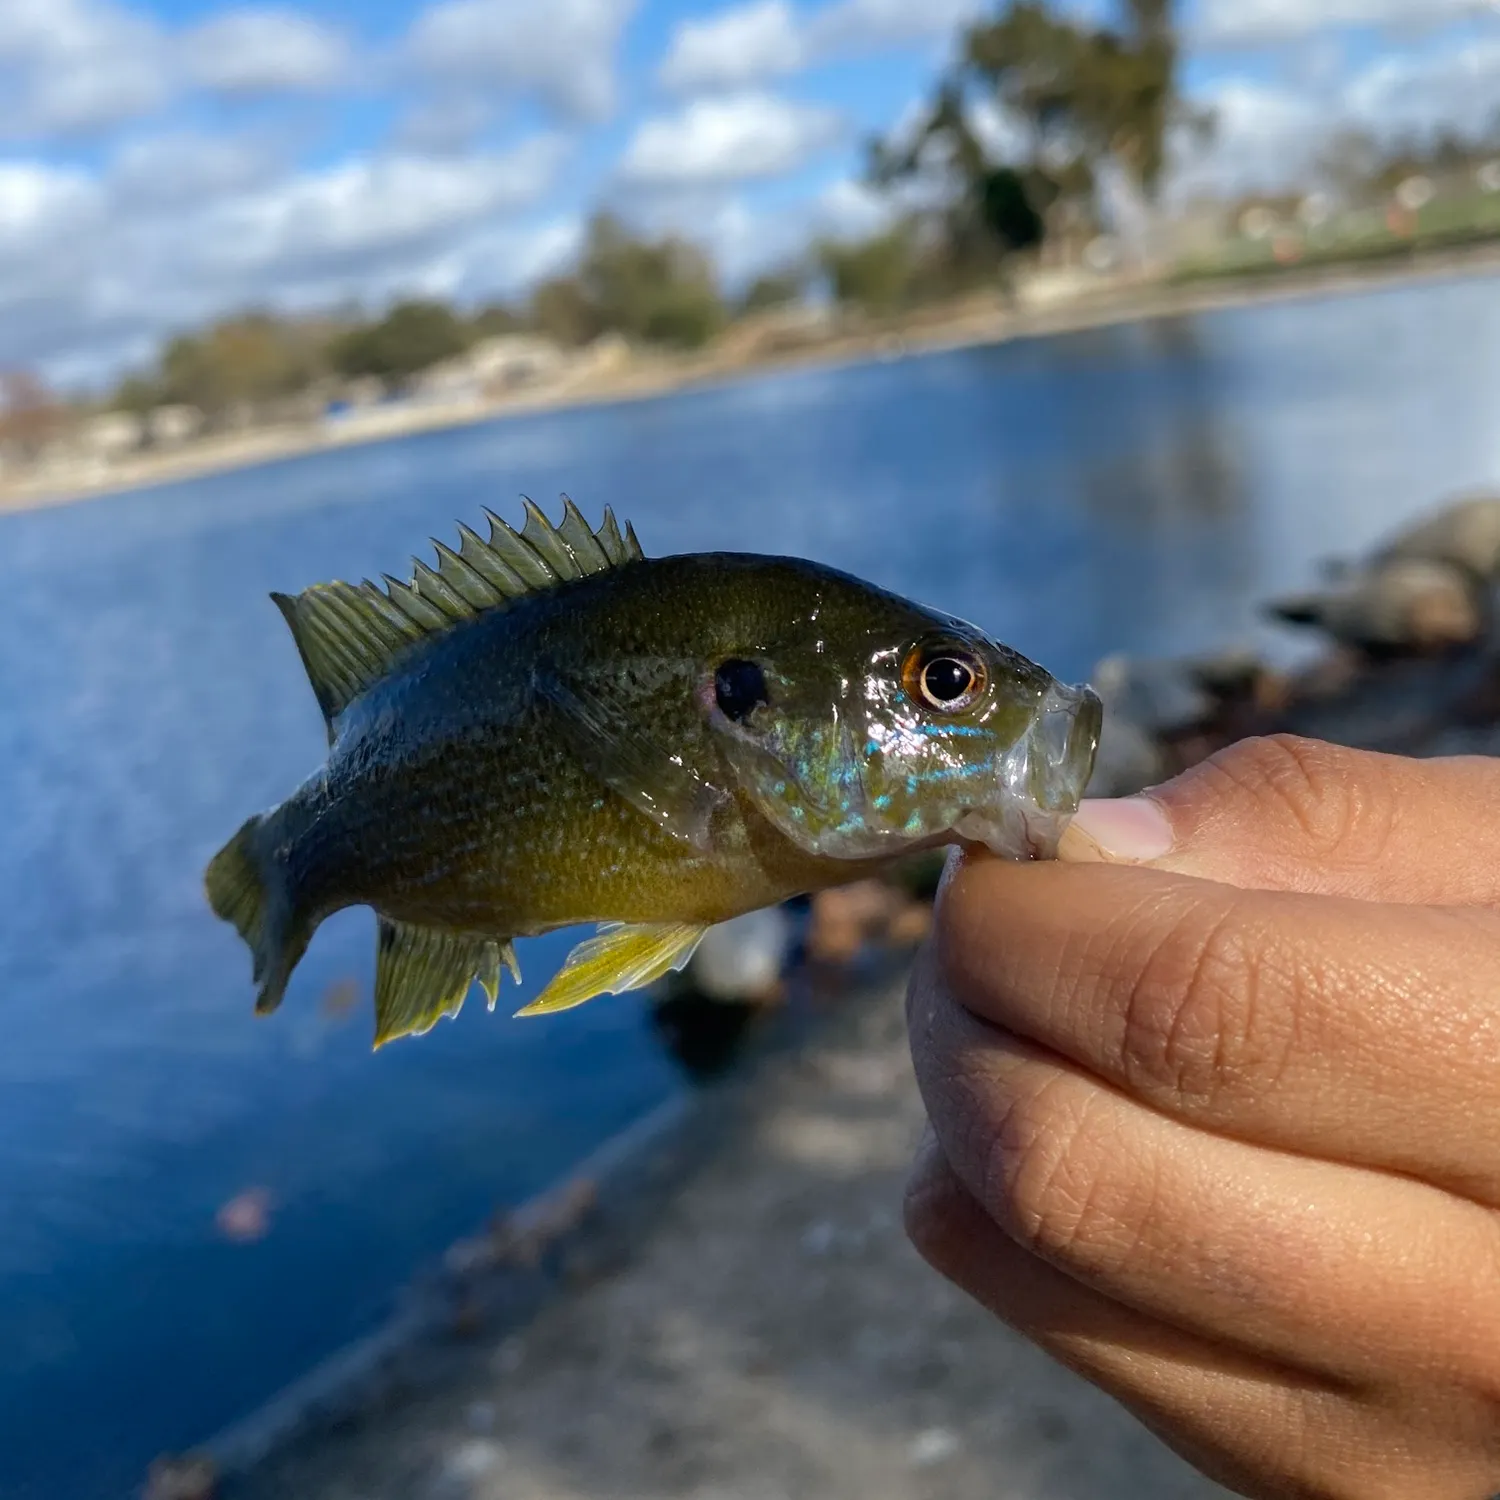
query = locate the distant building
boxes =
[468,335,567,391]
[78,410,144,459]
[148,405,204,447]
[411,335,569,404]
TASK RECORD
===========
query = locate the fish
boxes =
[205,499,1102,1048]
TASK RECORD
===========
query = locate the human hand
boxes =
[905,734,1500,1500]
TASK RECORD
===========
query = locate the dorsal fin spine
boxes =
[596,507,628,565]
[275,501,646,731]
[412,558,477,618]
[456,523,527,596]
[521,498,582,579]
[432,540,499,608]
[483,509,553,589]
[558,496,611,572]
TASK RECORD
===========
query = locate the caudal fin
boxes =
[205,814,313,1015]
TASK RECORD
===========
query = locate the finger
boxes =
[932,852,1500,1205]
[907,972,1500,1389]
[905,1141,1500,1500]
[1059,734,1500,906]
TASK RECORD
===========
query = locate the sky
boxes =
[3,0,1500,386]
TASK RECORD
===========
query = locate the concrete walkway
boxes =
[236,978,1234,1500]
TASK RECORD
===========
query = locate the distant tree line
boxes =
[13,0,1500,438]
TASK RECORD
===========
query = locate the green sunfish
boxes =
[205,499,1102,1047]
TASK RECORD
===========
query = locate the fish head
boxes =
[705,611,1101,862]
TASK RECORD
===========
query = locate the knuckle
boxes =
[1201,734,1396,865]
[986,1076,1140,1269]
[1104,891,1301,1110]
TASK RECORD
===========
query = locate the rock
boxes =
[800,1220,838,1258]
[1377,493,1500,577]
[1187,646,1266,700]
[1091,653,1213,737]
[805,881,914,966]
[489,1174,597,1269]
[885,902,933,948]
[1086,705,1167,799]
[689,908,793,1003]
[464,1400,497,1433]
[1268,557,1483,654]
[144,1454,217,1500]
[424,1439,505,1498]
[907,1427,962,1467]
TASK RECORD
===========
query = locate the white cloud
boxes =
[659,0,977,93]
[1169,35,1500,199]
[1168,79,1326,198]
[196,140,567,281]
[0,163,105,262]
[807,0,978,52]
[408,0,637,121]
[0,137,570,385]
[1345,37,1500,139]
[181,8,350,97]
[107,133,281,209]
[1192,0,1493,47]
[815,176,897,239]
[659,0,805,93]
[620,92,843,187]
[0,0,168,137]
[394,95,498,153]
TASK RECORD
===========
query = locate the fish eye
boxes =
[714,658,770,722]
[903,644,986,713]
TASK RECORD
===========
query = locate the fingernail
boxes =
[1059,796,1175,864]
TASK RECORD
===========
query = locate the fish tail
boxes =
[205,813,315,1015]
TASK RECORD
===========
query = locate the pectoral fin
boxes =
[373,920,521,1048]
[538,668,729,852]
[515,923,707,1018]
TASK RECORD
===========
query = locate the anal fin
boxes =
[374,920,521,1048]
[515,923,707,1018]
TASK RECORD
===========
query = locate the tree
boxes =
[577,213,727,348]
[112,373,162,418]
[529,276,605,348]
[331,300,471,388]
[528,214,728,350]
[470,302,526,340]
[0,371,68,459]
[872,0,1200,274]
[739,267,809,315]
[816,225,920,315]
[153,312,332,420]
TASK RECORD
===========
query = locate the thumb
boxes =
[1058,734,1500,906]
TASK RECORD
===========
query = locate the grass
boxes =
[1170,192,1500,287]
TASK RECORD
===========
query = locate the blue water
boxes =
[4,275,1500,1499]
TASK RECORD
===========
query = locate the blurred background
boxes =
[3,1,1500,1497]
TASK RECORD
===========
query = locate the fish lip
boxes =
[1029,682,1103,814]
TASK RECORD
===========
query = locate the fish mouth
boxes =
[1028,682,1103,815]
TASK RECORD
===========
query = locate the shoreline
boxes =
[209,973,1231,1500]
[12,240,1500,520]
[187,969,901,1490]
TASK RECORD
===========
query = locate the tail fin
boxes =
[205,814,313,1015]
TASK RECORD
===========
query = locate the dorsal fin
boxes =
[272,497,645,735]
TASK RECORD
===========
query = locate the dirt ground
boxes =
[235,978,1234,1500]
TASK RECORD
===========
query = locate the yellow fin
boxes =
[373,920,520,1049]
[515,923,707,1018]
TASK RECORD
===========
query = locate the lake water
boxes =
[4,273,1500,1500]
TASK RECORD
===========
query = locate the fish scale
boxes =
[205,499,1102,1049]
